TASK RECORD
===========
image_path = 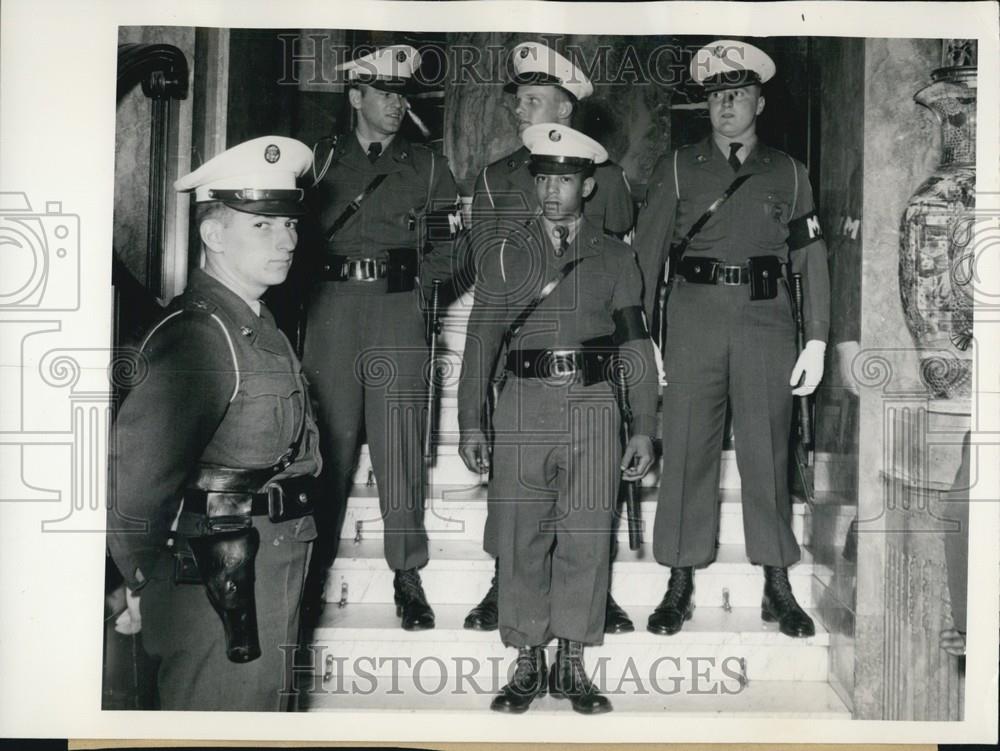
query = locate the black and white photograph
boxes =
[0,0,998,746]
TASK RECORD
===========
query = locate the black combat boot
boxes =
[604,591,634,634]
[549,638,612,714]
[463,558,498,631]
[761,565,815,638]
[393,568,435,631]
[647,566,694,636]
[490,646,546,713]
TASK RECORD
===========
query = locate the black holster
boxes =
[188,516,262,664]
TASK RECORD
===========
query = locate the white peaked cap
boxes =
[507,41,594,101]
[522,123,608,174]
[174,136,312,215]
[690,39,776,91]
[336,45,421,91]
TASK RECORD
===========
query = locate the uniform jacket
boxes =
[470,145,634,237]
[311,133,461,296]
[107,270,321,589]
[634,136,831,342]
[458,217,658,439]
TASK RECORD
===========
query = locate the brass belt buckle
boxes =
[720,265,743,286]
[545,350,578,379]
[266,482,285,522]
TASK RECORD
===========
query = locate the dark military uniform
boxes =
[468,146,633,562]
[472,145,634,238]
[303,133,459,571]
[107,269,321,711]
[635,136,830,567]
[459,218,657,647]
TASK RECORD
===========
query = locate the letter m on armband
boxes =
[788,210,824,251]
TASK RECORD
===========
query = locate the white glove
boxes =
[113,586,142,635]
[790,340,826,396]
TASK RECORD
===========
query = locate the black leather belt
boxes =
[677,256,766,285]
[183,474,315,523]
[321,249,417,287]
[506,348,614,385]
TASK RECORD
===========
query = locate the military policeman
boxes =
[464,39,637,635]
[459,124,658,714]
[301,45,461,631]
[634,41,830,638]
[106,136,321,710]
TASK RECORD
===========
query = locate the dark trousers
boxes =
[140,521,310,711]
[302,282,429,571]
[492,377,620,648]
[653,279,801,568]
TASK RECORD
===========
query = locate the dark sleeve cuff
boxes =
[632,414,659,440]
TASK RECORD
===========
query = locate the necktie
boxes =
[553,225,568,257]
[728,142,743,172]
[367,141,383,164]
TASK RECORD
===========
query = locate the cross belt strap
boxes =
[669,173,753,265]
[503,258,584,346]
[324,173,389,242]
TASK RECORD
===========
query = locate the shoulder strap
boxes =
[504,257,584,345]
[670,173,753,262]
[324,173,389,242]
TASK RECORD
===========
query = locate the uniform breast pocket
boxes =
[750,188,793,246]
[226,374,303,465]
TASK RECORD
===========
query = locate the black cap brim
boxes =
[504,72,577,100]
[701,70,763,92]
[223,200,306,217]
[351,76,418,94]
[528,156,595,175]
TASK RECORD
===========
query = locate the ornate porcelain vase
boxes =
[898,43,976,402]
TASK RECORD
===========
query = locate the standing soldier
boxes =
[635,41,830,638]
[464,39,637,635]
[302,45,461,631]
[107,136,321,710]
[458,124,658,714]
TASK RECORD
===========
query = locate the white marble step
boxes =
[324,541,816,609]
[309,604,829,683]
[299,672,849,717]
[341,485,805,547]
[351,445,743,489]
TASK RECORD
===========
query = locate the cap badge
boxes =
[548,129,562,142]
[520,47,530,58]
[264,144,281,163]
[712,45,726,58]
[396,50,407,62]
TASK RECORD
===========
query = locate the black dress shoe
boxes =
[464,558,499,631]
[393,568,435,631]
[490,646,546,713]
[761,565,815,638]
[549,639,612,714]
[647,566,694,636]
[604,592,634,634]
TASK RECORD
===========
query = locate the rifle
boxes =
[611,352,643,551]
[424,279,443,465]
[791,272,813,452]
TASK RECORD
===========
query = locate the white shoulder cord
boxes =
[483,166,496,209]
[787,153,799,218]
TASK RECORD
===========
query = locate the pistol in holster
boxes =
[173,469,315,663]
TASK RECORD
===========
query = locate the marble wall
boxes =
[852,37,965,720]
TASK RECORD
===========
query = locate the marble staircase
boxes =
[303,299,850,717]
